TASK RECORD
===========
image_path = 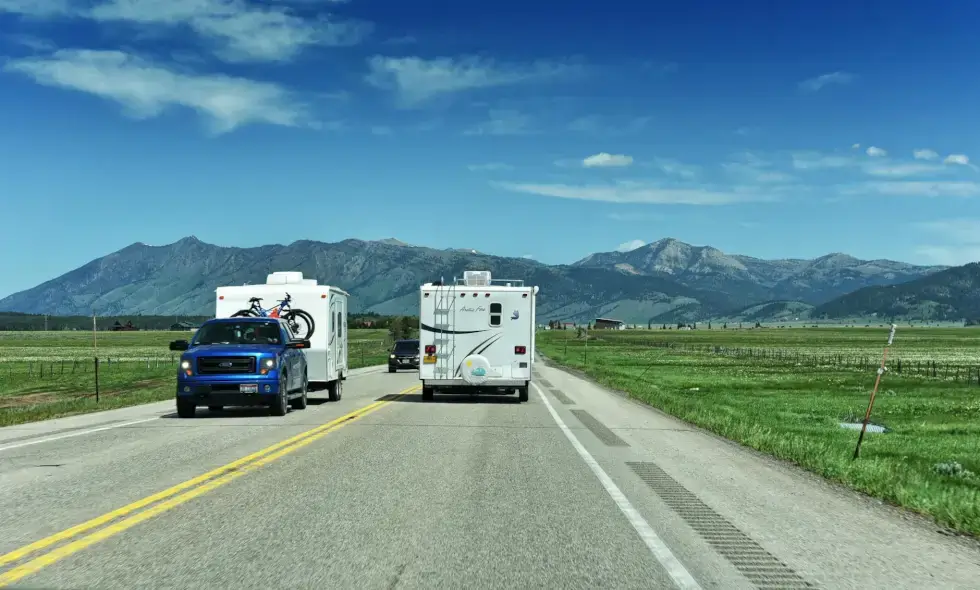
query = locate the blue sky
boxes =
[1,0,979,299]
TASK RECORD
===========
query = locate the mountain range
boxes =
[0,236,974,323]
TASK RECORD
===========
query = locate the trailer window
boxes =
[338,312,343,337]
[489,302,502,327]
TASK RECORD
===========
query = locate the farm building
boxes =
[593,318,625,330]
[170,321,199,331]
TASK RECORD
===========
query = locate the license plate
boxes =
[240,383,259,393]
[423,355,436,364]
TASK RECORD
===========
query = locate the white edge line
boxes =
[0,365,388,453]
[532,382,703,590]
[0,417,160,452]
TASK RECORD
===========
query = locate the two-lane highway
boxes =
[1,361,979,589]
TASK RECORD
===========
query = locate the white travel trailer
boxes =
[215,271,349,401]
[418,270,538,402]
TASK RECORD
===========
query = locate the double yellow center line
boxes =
[0,385,417,587]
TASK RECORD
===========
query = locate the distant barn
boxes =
[593,318,625,330]
[111,320,139,332]
[170,321,199,331]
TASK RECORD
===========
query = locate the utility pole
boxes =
[44,314,48,331]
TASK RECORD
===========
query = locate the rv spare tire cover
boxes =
[460,354,492,385]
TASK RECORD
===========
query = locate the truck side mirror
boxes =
[169,340,189,351]
[286,339,311,349]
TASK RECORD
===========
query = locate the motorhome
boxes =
[215,271,349,401]
[418,270,538,402]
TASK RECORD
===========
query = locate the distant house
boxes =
[111,320,138,332]
[593,318,625,330]
[170,321,199,331]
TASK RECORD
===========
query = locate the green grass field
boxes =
[0,329,391,426]
[538,327,980,538]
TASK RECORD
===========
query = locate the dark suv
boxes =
[388,339,420,372]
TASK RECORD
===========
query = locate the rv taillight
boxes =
[425,345,436,354]
[219,296,224,300]
[515,346,526,355]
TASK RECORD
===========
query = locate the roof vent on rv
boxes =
[266,271,317,285]
[463,271,491,286]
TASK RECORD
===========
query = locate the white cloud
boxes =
[721,162,794,183]
[847,181,980,198]
[370,125,392,135]
[944,154,970,166]
[567,115,651,135]
[495,181,775,205]
[582,152,633,168]
[912,245,980,266]
[862,163,947,177]
[852,143,861,149]
[913,149,939,160]
[365,55,577,107]
[798,71,854,92]
[616,239,646,252]
[3,49,310,134]
[913,219,980,265]
[0,0,69,17]
[463,110,531,136]
[791,151,857,170]
[467,162,513,172]
[866,146,887,157]
[654,157,699,179]
[1,0,370,63]
[521,254,534,259]
[606,211,663,221]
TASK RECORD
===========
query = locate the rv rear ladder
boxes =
[432,285,456,379]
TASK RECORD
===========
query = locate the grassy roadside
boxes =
[537,329,980,538]
[0,329,392,427]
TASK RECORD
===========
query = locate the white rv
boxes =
[215,271,349,401]
[418,270,538,402]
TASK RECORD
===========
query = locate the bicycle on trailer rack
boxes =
[231,292,315,339]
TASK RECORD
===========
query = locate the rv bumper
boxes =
[422,378,528,388]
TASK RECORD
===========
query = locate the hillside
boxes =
[812,262,980,321]
[0,237,736,324]
[574,238,945,305]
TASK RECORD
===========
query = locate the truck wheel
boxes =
[518,386,529,403]
[388,367,396,373]
[328,378,343,402]
[270,375,288,416]
[422,386,434,401]
[291,372,308,410]
[176,398,196,418]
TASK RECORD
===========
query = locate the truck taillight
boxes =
[425,345,436,354]
[515,346,526,355]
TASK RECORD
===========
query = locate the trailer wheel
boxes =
[328,378,342,402]
[422,386,434,401]
[518,386,529,403]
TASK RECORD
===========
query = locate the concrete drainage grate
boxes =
[626,461,814,589]
[548,387,574,405]
[570,410,629,447]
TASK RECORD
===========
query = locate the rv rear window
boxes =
[489,302,501,327]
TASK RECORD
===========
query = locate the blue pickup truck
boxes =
[169,317,310,418]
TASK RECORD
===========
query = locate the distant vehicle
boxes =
[418,270,538,402]
[388,339,420,372]
[169,317,310,418]
[215,272,348,400]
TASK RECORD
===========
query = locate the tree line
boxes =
[0,312,413,332]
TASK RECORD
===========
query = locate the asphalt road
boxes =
[1,360,978,589]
